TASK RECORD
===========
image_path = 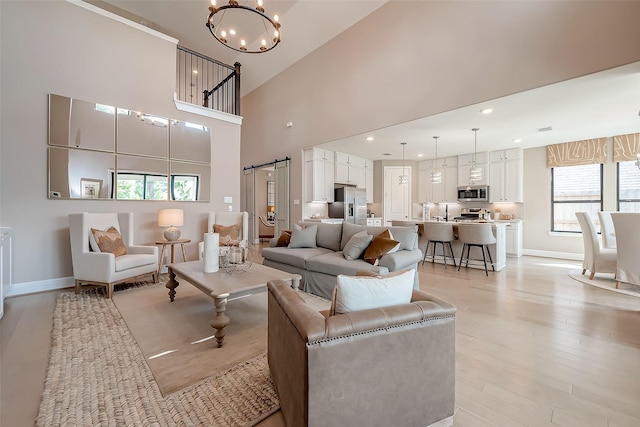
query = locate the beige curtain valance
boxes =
[613,133,640,162]
[546,138,607,168]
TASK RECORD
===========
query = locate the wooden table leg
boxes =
[210,294,230,348]
[180,243,187,262]
[166,267,179,302]
[157,244,167,283]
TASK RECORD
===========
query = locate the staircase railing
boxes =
[176,46,240,116]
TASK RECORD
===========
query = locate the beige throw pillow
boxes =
[90,226,127,257]
[214,223,241,246]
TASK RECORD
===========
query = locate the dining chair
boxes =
[611,212,640,289]
[597,211,617,249]
[575,212,616,280]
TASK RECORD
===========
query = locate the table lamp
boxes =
[158,208,184,241]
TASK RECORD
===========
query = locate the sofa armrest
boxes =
[267,281,327,342]
[378,248,423,271]
[72,252,116,280]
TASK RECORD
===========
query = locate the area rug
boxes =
[568,269,640,298]
[36,291,279,427]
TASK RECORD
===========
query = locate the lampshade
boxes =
[158,209,184,241]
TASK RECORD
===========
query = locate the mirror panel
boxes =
[170,120,211,162]
[170,161,211,201]
[117,110,169,158]
[116,155,168,200]
[48,146,115,199]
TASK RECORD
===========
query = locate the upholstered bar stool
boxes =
[422,222,457,269]
[457,223,496,276]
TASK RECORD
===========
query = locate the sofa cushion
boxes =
[262,247,333,269]
[289,224,318,248]
[331,269,415,315]
[342,231,373,260]
[340,222,367,250]
[306,252,389,277]
[114,253,157,272]
[299,222,343,252]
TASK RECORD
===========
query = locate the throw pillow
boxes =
[90,226,127,257]
[331,269,415,315]
[288,224,318,248]
[342,231,373,260]
[275,230,292,247]
[386,229,401,254]
[214,223,241,246]
[363,230,401,265]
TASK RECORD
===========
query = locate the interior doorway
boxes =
[242,158,290,244]
[383,166,411,226]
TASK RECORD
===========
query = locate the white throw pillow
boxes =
[342,230,372,260]
[332,269,415,314]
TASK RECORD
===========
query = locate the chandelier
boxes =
[206,0,281,54]
[431,136,442,184]
[469,128,482,183]
[399,142,409,185]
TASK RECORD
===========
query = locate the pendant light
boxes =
[469,128,482,184]
[431,136,442,184]
[399,142,409,185]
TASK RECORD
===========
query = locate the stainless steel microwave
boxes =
[457,186,489,202]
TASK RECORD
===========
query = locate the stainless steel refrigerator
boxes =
[328,187,367,225]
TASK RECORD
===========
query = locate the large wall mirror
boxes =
[48,94,211,201]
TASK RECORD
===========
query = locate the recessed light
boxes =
[366,136,374,141]
[417,153,424,157]
[513,138,522,143]
[480,108,493,114]
[193,70,198,74]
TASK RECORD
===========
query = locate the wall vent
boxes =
[538,126,553,132]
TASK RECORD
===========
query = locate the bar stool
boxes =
[457,223,496,276]
[422,222,457,269]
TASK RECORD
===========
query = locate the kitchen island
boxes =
[392,220,507,272]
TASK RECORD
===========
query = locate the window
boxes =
[618,160,640,212]
[551,164,603,232]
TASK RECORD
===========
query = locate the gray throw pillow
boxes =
[288,224,318,248]
[342,231,373,260]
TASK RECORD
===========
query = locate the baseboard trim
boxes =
[522,249,583,261]
[6,277,74,298]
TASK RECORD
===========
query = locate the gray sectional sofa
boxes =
[261,221,423,299]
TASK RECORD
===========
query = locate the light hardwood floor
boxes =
[2,250,639,427]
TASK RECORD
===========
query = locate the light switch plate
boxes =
[224,196,232,203]
[228,205,233,211]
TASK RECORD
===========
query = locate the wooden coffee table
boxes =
[165,261,301,348]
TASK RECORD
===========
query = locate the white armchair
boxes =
[69,213,158,298]
[575,212,616,280]
[611,212,640,289]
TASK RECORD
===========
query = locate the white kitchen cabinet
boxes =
[418,160,434,203]
[366,217,382,226]
[505,221,523,257]
[364,159,374,203]
[304,148,335,202]
[334,151,364,186]
[489,148,523,203]
[431,157,458,203]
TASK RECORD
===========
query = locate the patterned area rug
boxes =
[568,269,640,298]
[36,291,279,426]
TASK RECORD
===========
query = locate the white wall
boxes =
[240,1,640,225]
[0,1,241,294]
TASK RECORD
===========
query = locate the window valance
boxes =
[613,133,640,162]
[546,138,607,168]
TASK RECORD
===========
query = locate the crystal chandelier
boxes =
[206,0,281,53]
[399,142,409,185]
[431,136,442,184]
[469,128,482,183]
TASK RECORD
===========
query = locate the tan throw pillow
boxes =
[90,226,127,257]
[363,230,401,265]
[214,223,241,245]
[275,230,292,247]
